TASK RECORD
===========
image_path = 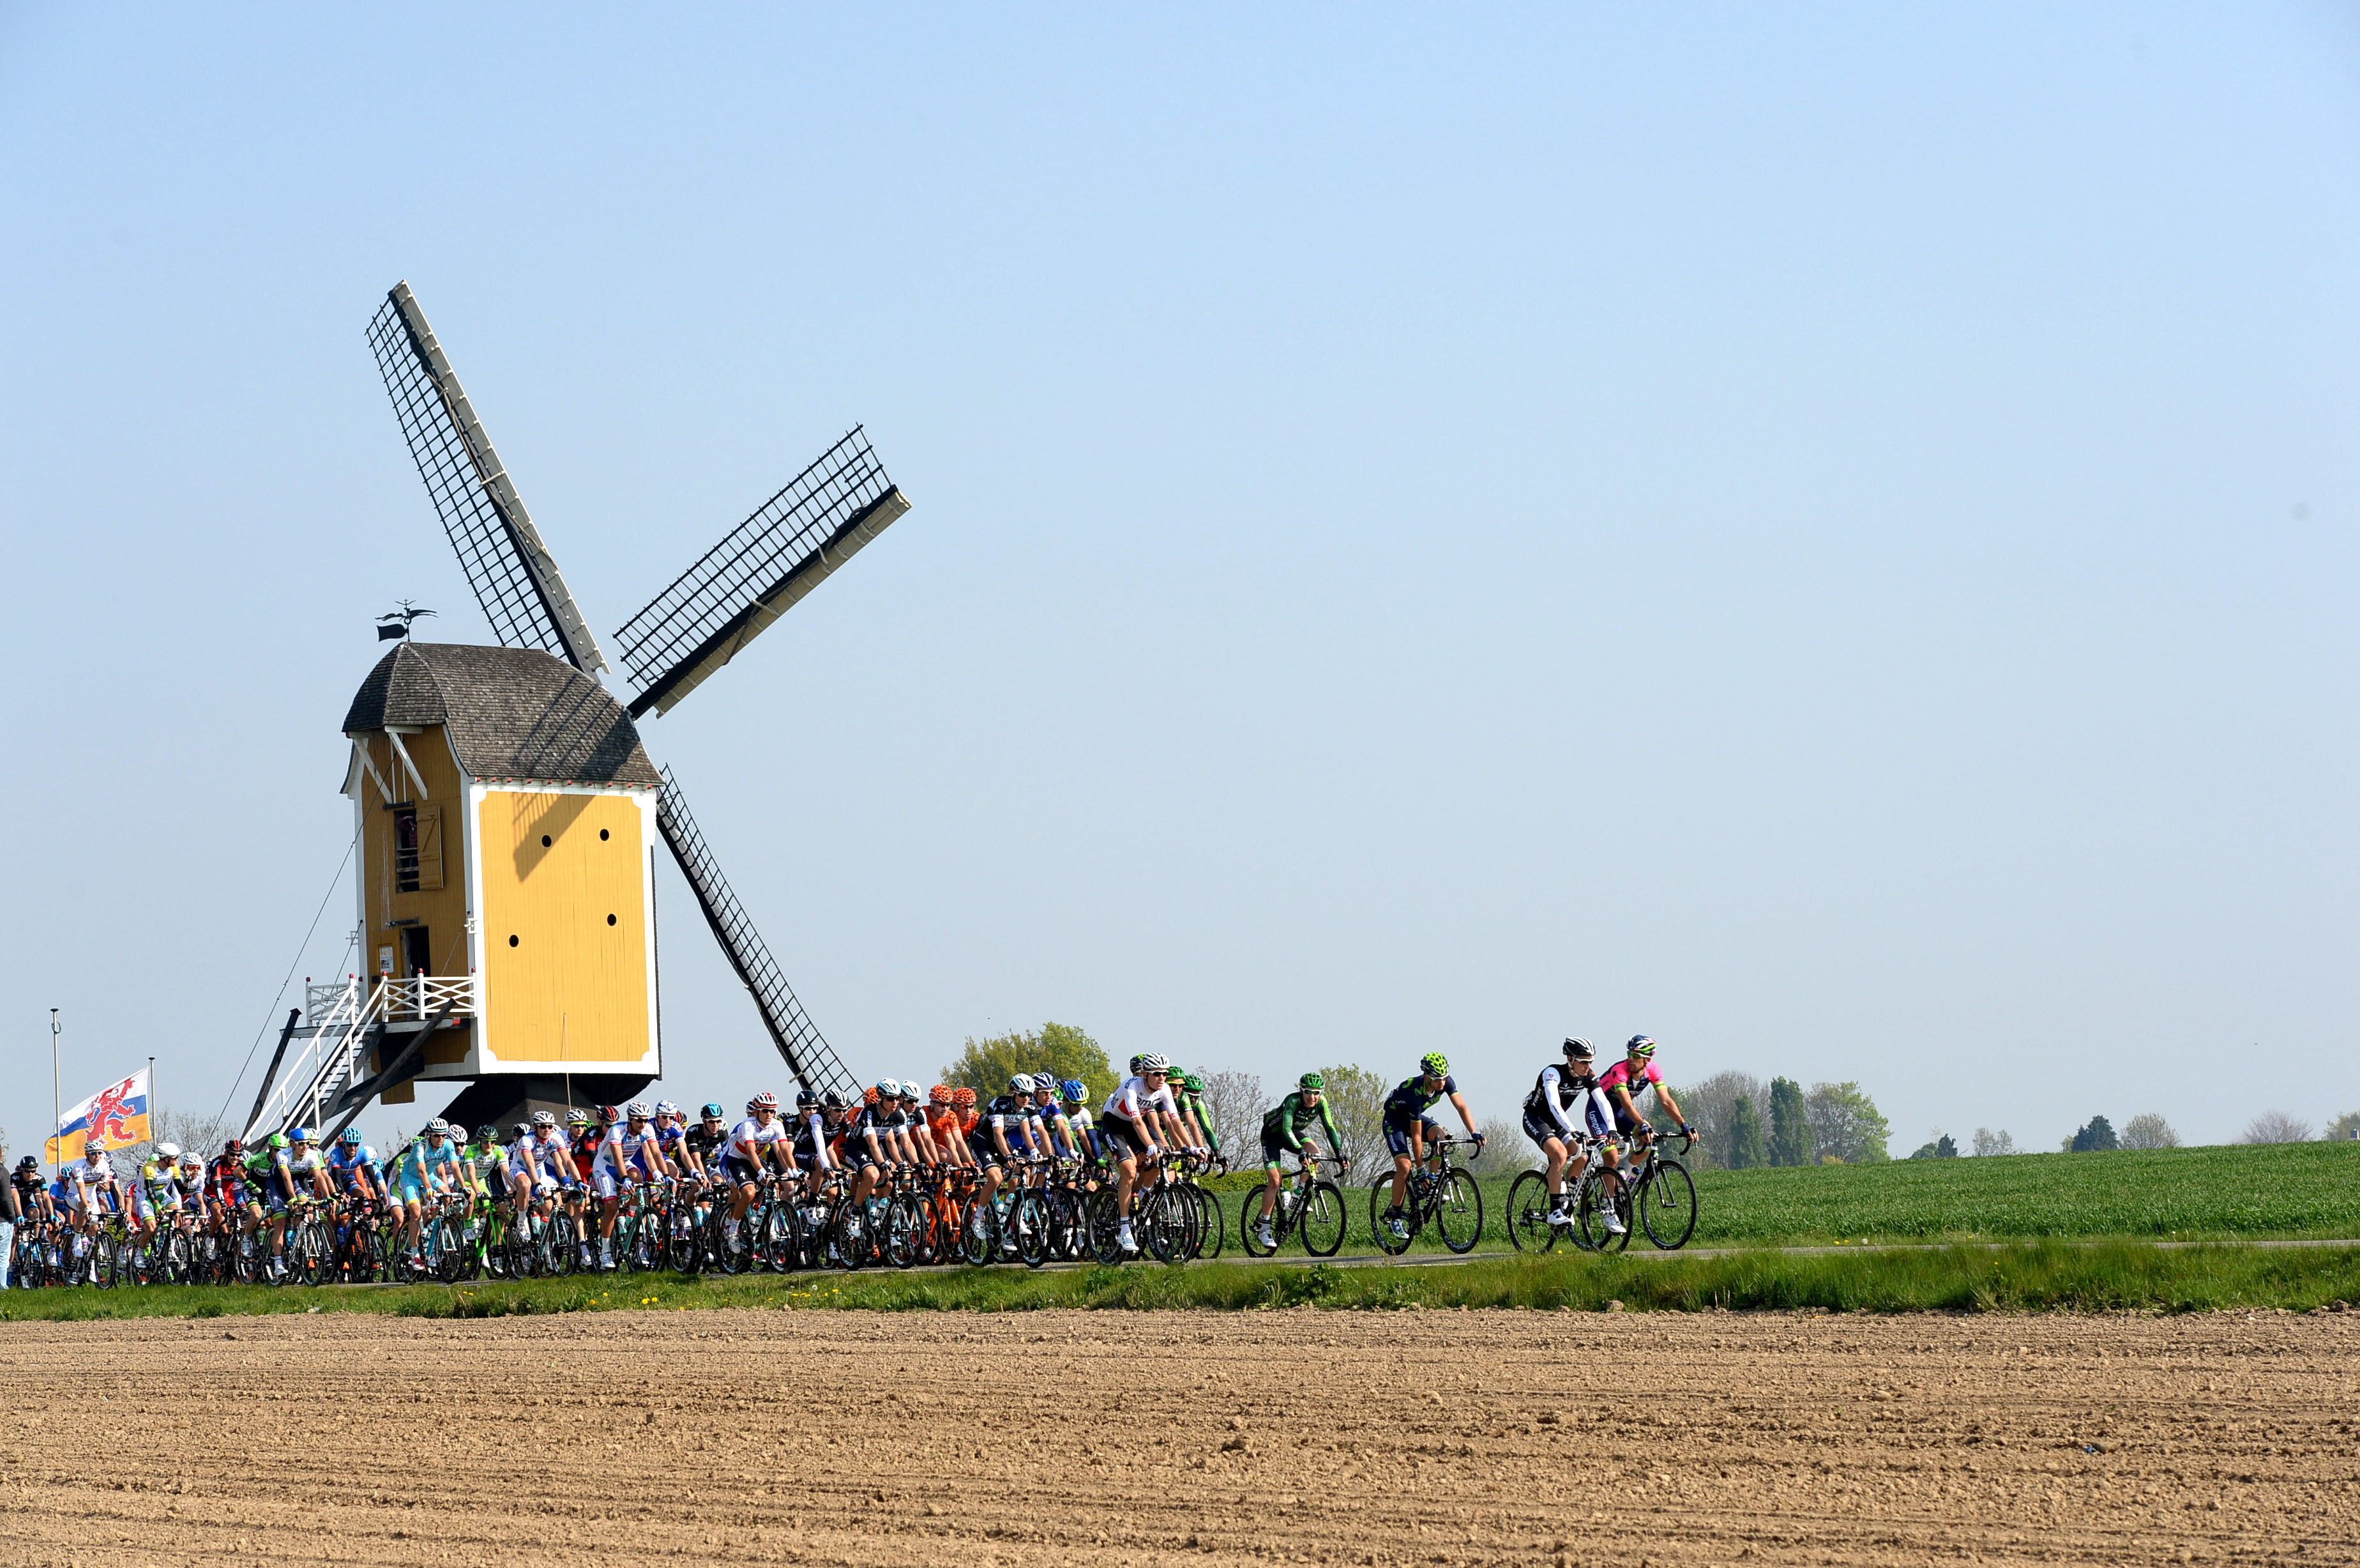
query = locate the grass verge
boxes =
[4,1242,2356,1322]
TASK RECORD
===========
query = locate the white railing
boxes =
[252,974,479,1141]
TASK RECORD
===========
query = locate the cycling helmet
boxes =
[594,1104,621,1124]
[821,1090,847,1111]
[425,1119,452,1137]
[877,1079,902,1100]
[1061,1078,1087,1103]
[155,1142,182,1161]
[1022,1073,1049,1094]
[1138,1053,1170,1074]
[565,1109,591,1129]
[475,1124,499,1143]
[794,1087,817,1110]
[1563,1037,1594,1060]
[1006,1074,1031,1094]
[951,1086,976,1108]
[179,1152,203,1169]
[288,1127,312,1143]
[700,1102,725,1120]
[84,1135,106,1153]
[340,1127,364,1146]
[1299,1071,1325,1090]
[1626,1035,1657,1059]
[511,1122,533,1141]
[930,1084,954,1106]
[653,1099,678,1118]
[624,1101,651,1120]
[1129,1054,1144,1074]
[863,1085,881,1107]
[267,1133,288,1151]
[222,1138,244,1157]
[531,1111,556,1129]
[1181,1073,1204,1094]
[750,1091,780,1112]
[900,1081,923,1100]
[1419,1052,1449,1078]
[15,1154,36,1172]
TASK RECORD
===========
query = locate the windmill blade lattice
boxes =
[615,427,907,718]
[654,765,857,1097]
[367,283,609,674]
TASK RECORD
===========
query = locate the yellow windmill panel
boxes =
[477,790,650,1066]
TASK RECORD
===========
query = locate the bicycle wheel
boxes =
[1433,1169,1484,1255]
[435,1214,470,1281]
[1368,1181,1414,1256]
[958,1195,999,1266]
[885,1193,925,1269]
[1085,1187,1129,1265]
[1239,1190,1278,1257]
[1299,1181,1347,1257]
[1194,1187,1225,1259]
[1574,1171,1631,1253]
[1137,1189,1180,1265]
[1010,1191,1049,1269]
[1506,1170,1561,1255]
[1638,1158,1697,1249]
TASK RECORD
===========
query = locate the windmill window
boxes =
[541,834,552,848]
[394,805,443,894]
[607,914,617,926]
[600,828,610,841]
[508,935,519,947]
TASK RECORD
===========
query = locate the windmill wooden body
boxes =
[243,282,909,1140]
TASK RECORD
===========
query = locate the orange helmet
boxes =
[951,1085,976,1108]
[929,1084,953,1106]
[863,1085,881,1107]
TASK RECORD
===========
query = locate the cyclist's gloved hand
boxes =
[1681,1124,1697,1137]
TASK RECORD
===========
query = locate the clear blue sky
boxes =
[2,4,2354,1158]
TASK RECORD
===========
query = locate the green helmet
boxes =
[1298,1071,1324,1090]
[1626,1034,1656,1060]
[267,1133,289,1151]
[1181,1073,1204,1094]
[1419,1052,1449,1077]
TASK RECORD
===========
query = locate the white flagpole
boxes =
[50,1010,60,1176]
[149,1055,157,1153]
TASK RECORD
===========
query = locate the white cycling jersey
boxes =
[1101,1075,1178,1125]
[597,1122,664,1176]
[729,1117,791,1166]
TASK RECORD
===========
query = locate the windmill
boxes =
[241,282,907,1141]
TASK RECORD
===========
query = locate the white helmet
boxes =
[1138,1053,1170,1074]
[156,1142,182,1161]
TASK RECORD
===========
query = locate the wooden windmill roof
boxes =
[344,642,662,788]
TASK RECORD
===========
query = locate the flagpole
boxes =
[149,1055,157,1152]
[50,1010,61,1177]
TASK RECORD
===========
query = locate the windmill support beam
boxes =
[350,737,395,806]
[243,1007,304,1141]
[384,729,430,801]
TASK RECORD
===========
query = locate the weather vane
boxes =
[375,601,437,641]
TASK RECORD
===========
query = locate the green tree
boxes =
[2327,1112,2360,1142]
[2068,1115,2119,1153]
[1725,1095,1765,1169]
[1803,1082,1891,1163]
[1907,1133,1960,1161]
[941,1021,1115,1106]
[1313,1064,1392,1184]
[1767,1078,1810,1167]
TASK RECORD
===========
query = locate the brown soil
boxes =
[1,1307,2354,1567]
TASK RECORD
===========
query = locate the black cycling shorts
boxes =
[1522,1106,1571,1148]
[1099,1114,1151,1161]
[1382,1116,1442,1158]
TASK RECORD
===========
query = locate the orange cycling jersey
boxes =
[925,1107,962,1143]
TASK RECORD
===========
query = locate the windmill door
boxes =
[401,925,433,979]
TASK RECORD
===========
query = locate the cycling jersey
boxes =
[527,1130,578,1185]
[789,1111,833,1173]
[1101,1076,1177,1126]
[1525,1064,1612,1140]
[595,1122,663,1176]
[683,1120,728,1172]
[282,1145,329,1198]
[139,1159,179,1203]
[571,1129,605,1178]
[1382,1074,1458,1126]
[1596,1060,1665,1132]
[10,1168,45,1211]
[326,1143,384,1196]
[1261,1091,1343,1156]
[393,1137,460,1190]
[460,1142,505,1195]
[983,1096,1038,1156]
[1179,1092,1218,1154]
[727,1116,790,1177]
[1061,1106,1100,1159]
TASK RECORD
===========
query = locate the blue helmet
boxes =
[288,1126,312,1143]
[340,1127,363,1146]
[1061,1079,1086,1103]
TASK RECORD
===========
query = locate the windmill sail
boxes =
[654,765,858,1096]
[615,428,907,718]
[368,283,609,674]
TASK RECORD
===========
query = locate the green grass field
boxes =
[1211,1137,2360,1256]
[3,1241,2354,1322]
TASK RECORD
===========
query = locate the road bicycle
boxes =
[1572,1129,1697,1251]
[1239,1152,1347,1258]
[1368,1136,1486,1256]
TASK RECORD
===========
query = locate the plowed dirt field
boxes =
[3,1306,2354,1567]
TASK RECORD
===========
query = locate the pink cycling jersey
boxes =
[1596,1059,1663,1101]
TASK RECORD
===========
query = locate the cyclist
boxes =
[13,1154,50,1225]
[1595,1036,1698,1216]
[1098,1053,1179,1255]
[326,1126,390,1208]
[786,1092,833,1190]
[1057,1080,1101,1162]
[1024,1074,1075,1161]
[59,1136,123,1280]
[683,1102,730,1189]
[1255,1072,1345,1251]
[721,1093,794,1249]
[131,1141,186,1244]
[390,1119,463,1266]
[1379,1053,1483,1244]
[587,1101,669,1270]
[1176,1072,1219,1163]
[1523,1038,1616,1231]
[922,1086,971,1169]
[649,1101,689,1180]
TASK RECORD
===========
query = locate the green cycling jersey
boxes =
[1261,1091,1343,1158]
